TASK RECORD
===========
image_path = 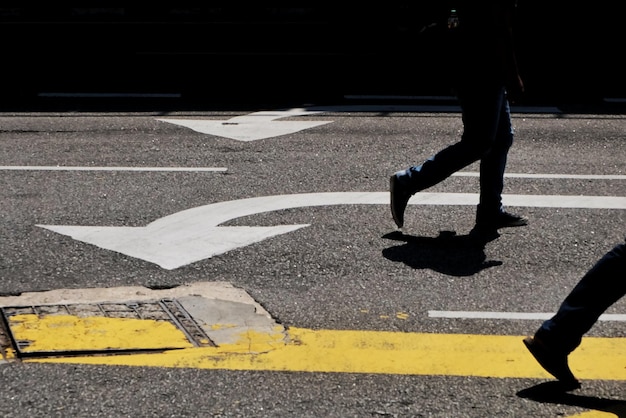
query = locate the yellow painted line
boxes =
[23,326,626,382]
[571,412,619,418]
[8,314,194,352]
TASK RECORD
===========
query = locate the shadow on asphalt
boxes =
[517,381,626,417]
[381,230,502,277]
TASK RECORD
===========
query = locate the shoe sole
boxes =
[502,219,528,227]
[476,219,528,231]
[389,175,404,228]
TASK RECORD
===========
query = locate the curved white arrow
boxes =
[37,192,626,270]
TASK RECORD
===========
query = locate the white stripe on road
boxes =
[38,92,182,98]
[452,172,626,180]
[1,167,623,180]
[405,193,626,209]
[428,310,626,321]
[0,166,227,172]
[317,102,563,113]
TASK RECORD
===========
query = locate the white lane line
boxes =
[1,167,622,180]
[319,102,563,113]
[0,166,227,172]
[38,92,182,98]
[407,193,626,209]
[452,172,626,180]
[428,310,626,321]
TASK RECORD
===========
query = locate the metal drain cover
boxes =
[1,299,214,357]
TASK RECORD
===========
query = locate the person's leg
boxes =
[400,86,500,193]
[524,238,626,388]
[477,90,513,215]
[472,90,528,231]
[390,86,501,228]
[536,239,626,353]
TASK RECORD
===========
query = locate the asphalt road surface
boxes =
[0,101,625,417]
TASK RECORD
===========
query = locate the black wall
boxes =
[2,4,623,106]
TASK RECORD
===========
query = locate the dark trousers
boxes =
[402,84,514,215]
[537,237,626,354]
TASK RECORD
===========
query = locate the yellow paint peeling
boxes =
[210,323,237,330]
[219,329,288,354]
[2,347,16,360]
[8,314,194,352]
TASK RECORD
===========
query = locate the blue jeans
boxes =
[398,84,514,215]
[536,237,626,354]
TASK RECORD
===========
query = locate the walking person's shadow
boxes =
[382,230,502,276]
[517,382,626,417]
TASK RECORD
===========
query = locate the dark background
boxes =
[2,4,623,108]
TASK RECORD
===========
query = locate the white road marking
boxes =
[157,108,332,141]
[428,310,626,321]
[0,166,227,172]
[38,92,182,98]
[336,100,563,113]
[38,192,626,270]
[2,166,622,180]
[453,172,626,180]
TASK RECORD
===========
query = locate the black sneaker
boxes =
[523,336,581,390]
[390,173,412,229]
[476,210,528,231]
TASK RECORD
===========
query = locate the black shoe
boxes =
[390,173,412,229]
[468,225,500,243]
[523,336,581,390]
[475,210,528,231]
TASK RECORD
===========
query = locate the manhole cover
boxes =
[0,299,214,358]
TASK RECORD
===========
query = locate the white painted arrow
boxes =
[157,108,332,141]
[37,192,626,270]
